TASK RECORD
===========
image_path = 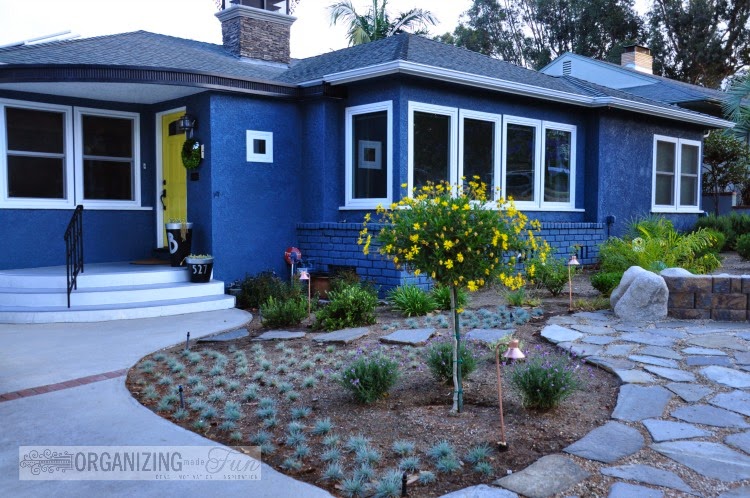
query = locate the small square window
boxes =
[246,130,273,163]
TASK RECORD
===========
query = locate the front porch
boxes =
[0,262,234,324]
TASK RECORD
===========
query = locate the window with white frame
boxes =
[345,101,392,208]
[459,109,501,200]
[652,135,701,212]
[1,98,140,209]
[502,117,576,209]
[408,102,457,192]
[406,101,577,210]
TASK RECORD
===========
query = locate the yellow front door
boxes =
[162,111,188,247]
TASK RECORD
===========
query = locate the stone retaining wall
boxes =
[663,274,750,321]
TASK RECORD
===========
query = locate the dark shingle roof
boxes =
[0,31,287,82]
[620,78,724,104]
[278,34,588,96]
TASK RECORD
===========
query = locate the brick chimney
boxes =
[216,1,296,65]
[621,45,653,74]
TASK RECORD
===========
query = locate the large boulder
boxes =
[611,266,668,321]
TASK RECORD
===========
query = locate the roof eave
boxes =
[0,63,300,98]
[303,60,733,128]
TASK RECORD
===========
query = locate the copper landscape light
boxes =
[495,339,525,452]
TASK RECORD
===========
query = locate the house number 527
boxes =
[192,264,209,275]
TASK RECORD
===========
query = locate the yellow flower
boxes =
[456,253,464,263]
[363,213,371,222]
[443,240,454,250]
[414,269,421,276]
[401,183,408,188]
[413,223,421,230]
[445,259,454,269]
[410,234,419,242]
[451,204,459,211]
[467,281,478,292]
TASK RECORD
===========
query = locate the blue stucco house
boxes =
[0,1,733,298]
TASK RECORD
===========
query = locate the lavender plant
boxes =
[508,346,585,410]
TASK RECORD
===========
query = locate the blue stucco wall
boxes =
[0,90,156,270]
[207,94,303,283]
[594,110,705,235]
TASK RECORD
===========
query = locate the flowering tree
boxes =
[360,178,550,412]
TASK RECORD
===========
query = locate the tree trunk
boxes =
[450,285,464,413]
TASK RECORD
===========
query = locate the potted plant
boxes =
[185,254,213,283]
[165,219,193,267]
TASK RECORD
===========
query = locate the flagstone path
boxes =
[448,311,750,497]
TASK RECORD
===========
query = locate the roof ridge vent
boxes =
[562,60,572,76]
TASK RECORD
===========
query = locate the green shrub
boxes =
[425,337,478,384]
[238,271,301,309]
[388,285,437,316]
[694,214,736,248]
[431,285,468,310]
[599,216,720,274]
[729,212,750,238]
[700,229,727,254]
[590,272,623,297]
[737,233,750,260]
[535,257,569,296]
[508,347,584,410]
[260,296,308,328]
[339,352,400,403]
[313,282,378,331]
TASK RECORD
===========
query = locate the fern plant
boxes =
[599,216,720,274]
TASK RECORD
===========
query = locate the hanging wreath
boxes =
[181,139,202,170]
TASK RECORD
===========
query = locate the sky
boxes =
[0,0,473,59]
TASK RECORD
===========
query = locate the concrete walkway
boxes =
[0,309,332,497]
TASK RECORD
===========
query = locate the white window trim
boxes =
[541,120,577,210]
[74,107,141,209]
[407,102,458,194]
[345,101,393,209]
[501,115,542,210]
[0,98,75,209]
[0,98,144,210]
[651,134,702,213]
[246,130,274,163]
[458,109,502,200]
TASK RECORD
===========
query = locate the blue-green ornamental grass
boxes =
[291,406,312,419]
[392,440,415,456]
[312,418,333,435]
[474,461,494,476]
[345,434,371,453]
[285,431,307,447]
[207,389,226,403]
[322,462,344,481]
[339,352,400,404]
[398,456,420,472]
[353,464,375,482]
[294,444,310,459]
[418,471,436,484]
[323,434,340,447]
[508,346,585,410]
[427,440,455,461]
[321,447,342,463]
[465,443,492,464]
[340,476,367,498]
[243,384,259,401]
[355,446,381,465]
[249,430,271,446]
[374,470,402,498]
[281,458,302,471]
[286,390,300,402]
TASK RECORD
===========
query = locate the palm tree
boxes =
[329,0,438,46]
[724,74,750,141]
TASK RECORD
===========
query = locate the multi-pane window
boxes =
[6,107,67,200]
[0,99,140,209]
[407,102,576,209]
[652,135,701,211]
[345,101,392,208]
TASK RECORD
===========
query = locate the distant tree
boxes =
[441,0,641,69]
[647,0,750,88]
[702,130,750,214]
[329,0,437,46]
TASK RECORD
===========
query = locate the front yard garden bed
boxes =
[127,284,619,497]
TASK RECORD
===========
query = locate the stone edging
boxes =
[664,274,750,321]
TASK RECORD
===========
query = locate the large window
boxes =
[459,110,500,200]
[0,99,140,209]
[501,117,576,209]
[652,135,701,212]
[408,102,457,192]
[345,101,392,209]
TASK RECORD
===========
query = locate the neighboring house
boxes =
[0,1,733,293]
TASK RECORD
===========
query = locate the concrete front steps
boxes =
[0,262,235,323]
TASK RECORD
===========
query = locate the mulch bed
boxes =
[127,278,620,497]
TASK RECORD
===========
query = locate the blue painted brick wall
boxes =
[297,221,606,294]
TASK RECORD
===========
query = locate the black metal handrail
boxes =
[64,205,84,308]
